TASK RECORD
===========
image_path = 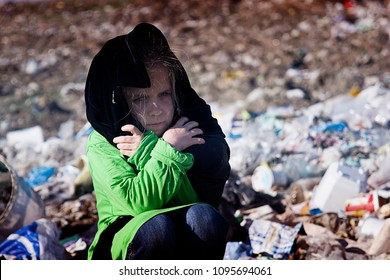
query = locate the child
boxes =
[84,23,231,259]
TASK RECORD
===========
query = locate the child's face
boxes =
[124,64,174,137]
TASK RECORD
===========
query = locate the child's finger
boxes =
[189,128,203,136]
[185,121,200,131]
[174,117,189,127]
[121,124,143,136]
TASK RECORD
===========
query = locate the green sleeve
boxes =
[86,131,199,217]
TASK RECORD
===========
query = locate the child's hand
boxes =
[162,117,205,151]
[113,125,144,157]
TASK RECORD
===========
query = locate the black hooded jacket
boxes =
[85,23,230,207]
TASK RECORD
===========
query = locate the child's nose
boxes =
[149,100,162,115]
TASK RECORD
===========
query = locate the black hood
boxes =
[85,22,225,145]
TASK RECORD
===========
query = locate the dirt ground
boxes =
[1,0,390,139]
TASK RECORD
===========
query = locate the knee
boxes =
[149,214,176,240]
[187,204,223,221]
[187,204,229,234]
[135,214,176,244]
[128,214,177,259]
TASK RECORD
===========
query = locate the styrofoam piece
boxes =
[6,126,44,146]
[310,161,367,215]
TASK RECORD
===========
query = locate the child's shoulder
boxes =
[86,130,113,150]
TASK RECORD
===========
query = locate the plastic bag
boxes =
[0,218,67,260]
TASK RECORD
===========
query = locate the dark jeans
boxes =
[126,203,229,260]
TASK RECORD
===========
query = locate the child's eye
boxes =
[160,91,172,97]
[132,96,145,103]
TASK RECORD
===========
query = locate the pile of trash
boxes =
[217,83,390,260]
[1,84,390,260]
[0,123,97,260]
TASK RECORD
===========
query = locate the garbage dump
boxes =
[1,0,390,260]
[1,83,390,260]
[218,83,390,260]
[0,125,97,259]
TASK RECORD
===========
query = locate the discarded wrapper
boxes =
[344,191,387,216]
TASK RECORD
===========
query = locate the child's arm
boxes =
[113,125,144,158]
[87,131,199,217]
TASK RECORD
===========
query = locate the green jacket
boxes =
[86,130,200,260]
